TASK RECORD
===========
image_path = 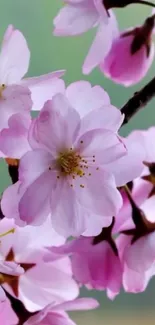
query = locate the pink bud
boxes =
[100,16,155,86]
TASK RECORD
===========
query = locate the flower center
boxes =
[56,149,83,176]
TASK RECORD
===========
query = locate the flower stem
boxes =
[104,0,155,9]
[121,76,155,125]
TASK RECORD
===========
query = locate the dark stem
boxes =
[8,165,19,184]
[104,0,155,9]
[4,290,34,324]
[121,76,155,125]
[137,0,155,7]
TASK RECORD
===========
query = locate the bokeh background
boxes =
[0,0,155,324]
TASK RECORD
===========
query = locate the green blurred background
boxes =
[0,0,155,324]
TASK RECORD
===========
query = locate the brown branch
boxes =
[121,76,155,125]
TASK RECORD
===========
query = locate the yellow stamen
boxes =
[0,84,6,98]
[0,228,15,238]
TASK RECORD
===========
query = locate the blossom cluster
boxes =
[0,0,155,324]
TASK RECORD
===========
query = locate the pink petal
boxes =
[0,85,32,131]
[124,233,155,272]
[123,265,152,293]
[19,149,53,187]
[21,216,65,249]
[0,261,24,276]
[53,298,99,311]
[0,287,6,302]
[29,94,80,154]
[22,72,65,111]
[53,2,98,36]
[1,182,26,226]
[83,12,118,74]
[50,181,87,237]
[76,129,126,164]
[19,171,52,225]
[105,130,145,186]
[0,25,30,84]
[141,195,155,223]
[66,81,110,118]
[143,127,155,162]
[80,105,124,134]
[93,0,108,21]
[0,112,31,158]
[83,214,112,236]
[74,168,123,216]
[19,258,79,312]
[0,299,18,324]
[24,311,75,325]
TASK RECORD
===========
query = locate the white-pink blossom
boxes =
[2,92,126,237]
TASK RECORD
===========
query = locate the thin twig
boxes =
[121,76,155,125]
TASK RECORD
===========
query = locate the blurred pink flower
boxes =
[0,218,78,312]
[24,298,99,325]
[100,16,155,86]
[53,0,119,74]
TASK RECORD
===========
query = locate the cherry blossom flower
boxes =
[0,25,65,111]
[100,15,155,86]
[24,298,99,325]
[4,93,127,237]
[1,86,146,236]
[0,218,78,312]
[53,0,119,74]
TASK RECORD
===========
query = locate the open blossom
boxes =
[0,25,65,111]
[24,298,99,325]
[100,15,155,86]
[2,92,128,237]
[53,0,119,74]
[1,82,146,237]
[0,218,78,312]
